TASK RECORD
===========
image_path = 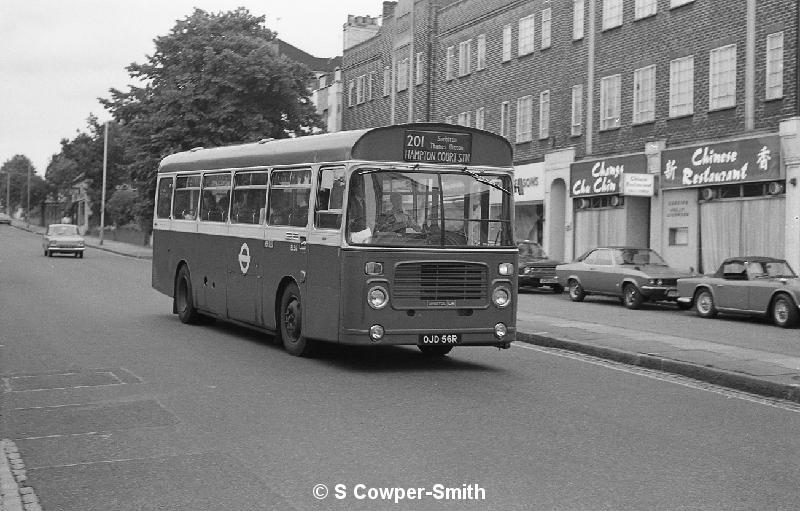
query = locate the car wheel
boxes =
[175,265,201,324]
[771,294,799,328]
[568,280,585,302]
[79,252,84,259]
[279,282,316,357]
[418,345,453,357]
[622,284,643,309]
[44,249,49,257]
[551,284,564,294]
[694,289,717,318]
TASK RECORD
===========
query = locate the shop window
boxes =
[668,227,688,246]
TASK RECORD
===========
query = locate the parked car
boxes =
[43,224,85,258]
[0,212,11,224]
[518,241,563,293]
[555,246,691,309]
[676,256,800,328]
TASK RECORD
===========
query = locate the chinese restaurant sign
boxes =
[569,154,647,197]
[661,135,781,189]
[403,130,473,165]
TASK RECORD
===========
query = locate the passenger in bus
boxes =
[377,192,419,233]
[202,193,218,221]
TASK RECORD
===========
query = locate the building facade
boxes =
[341,0,800,273]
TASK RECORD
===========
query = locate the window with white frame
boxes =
[397,58,409,92]
[516,95,533,142]
[445,115,454,124]
[602,0,623,30]
[571,84,583,136]
[573,0,585,40]
[475,107,485,129]
[766,32,784,100]
[348,81,355,107]
[383,66,391,96]
[709,44,736,110]
[541,8,552,49]
[669,55,694,117]
[518,14,535,56]
[458,39,472,76]
[476,34,487,70]
[502,25,512,62]
[368,71,374,100]
[415,52,424,86]
[600,74,621,130]
[670,0,694,7]
[500,101,511,138]
[635,0,657,19]
[457,111,471,127]
[446,46,455,80]
[633,65,656,123]
[356,75,365,104]
[539,90,551,139]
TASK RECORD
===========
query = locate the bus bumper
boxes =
[339,326,515,347]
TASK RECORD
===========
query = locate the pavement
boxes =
[8,219,800,407]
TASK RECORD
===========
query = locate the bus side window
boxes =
[315,166,345,229]
[156,177,173,219]
[269,168,311,227]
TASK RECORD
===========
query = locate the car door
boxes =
[714,261,748,310]
[745,261,774,313]
[582,249,615,294]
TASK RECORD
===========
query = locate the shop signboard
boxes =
[569,154,647,197]
[514,162,544,202]
[623,173,654,196]
[661,135,781,189]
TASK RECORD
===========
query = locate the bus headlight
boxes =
[498,263,514,276]
[369,324,385,341]
[494,323,508,339]
[492,285,511,308]
[367,285,389,309]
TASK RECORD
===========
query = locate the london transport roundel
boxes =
[238,243,251,274]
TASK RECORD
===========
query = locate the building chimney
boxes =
[343,13,381,51]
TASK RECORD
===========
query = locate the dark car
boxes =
[676,256,800,328]
[555,246,692,309]
[518,241,563,293]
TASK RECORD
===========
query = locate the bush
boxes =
[105,189,138,226]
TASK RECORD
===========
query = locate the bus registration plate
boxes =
[418,334,461,345]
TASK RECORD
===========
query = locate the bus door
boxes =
[226,170,269,324]
[305,166,346,341]
[263,167,312,330]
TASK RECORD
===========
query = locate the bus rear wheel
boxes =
[279,282,315,357]
[175,265,200,324]
[418,345,453,357]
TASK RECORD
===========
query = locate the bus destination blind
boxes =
[403,130,472,165]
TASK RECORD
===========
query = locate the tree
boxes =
[101,8,323,230]
[0,155,47,216]
[105,188,138,226]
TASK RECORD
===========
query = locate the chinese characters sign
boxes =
[661,135,781,189]
[569,154,647,197]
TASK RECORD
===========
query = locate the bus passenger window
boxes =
[268,168,311,227]
[315,166,345,229]
[231,171,268,224]
[173,174,201,220]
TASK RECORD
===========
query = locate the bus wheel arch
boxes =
[174,263,201,324]
[276,278,316,357]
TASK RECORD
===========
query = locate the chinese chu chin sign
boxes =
[661,135,782,189]
[569,154,647,197]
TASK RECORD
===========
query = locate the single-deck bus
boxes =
[151,123,517,357]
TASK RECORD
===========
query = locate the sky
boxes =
[0,0,382,176]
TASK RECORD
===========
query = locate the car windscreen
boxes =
[48,225,79,236]
[346,167,514,248]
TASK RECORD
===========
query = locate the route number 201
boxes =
[406,134,426,148]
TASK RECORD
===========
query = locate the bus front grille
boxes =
[392,262,488,307]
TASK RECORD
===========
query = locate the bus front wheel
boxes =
[175,265,200,324]
[279,282,315,357]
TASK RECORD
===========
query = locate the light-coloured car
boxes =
[0,212,11,224]
[676,256,800,328]
[43,224,85,258]
[556,246,691,309]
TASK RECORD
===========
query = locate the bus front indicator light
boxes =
[494,323,508,339]
[492,286,511,308]
[367,286,389,309]
[369,324,385,342]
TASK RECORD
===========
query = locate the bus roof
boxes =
[157,123,514,173]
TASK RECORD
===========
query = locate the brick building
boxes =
[340,0,800,273]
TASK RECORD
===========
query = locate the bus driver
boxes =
[378,192,419,233]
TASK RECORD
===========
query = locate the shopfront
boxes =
[660,134,784,274]
[514,162,545,243]
[570,153,651,257]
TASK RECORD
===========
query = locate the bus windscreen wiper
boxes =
[459,167,511,195]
